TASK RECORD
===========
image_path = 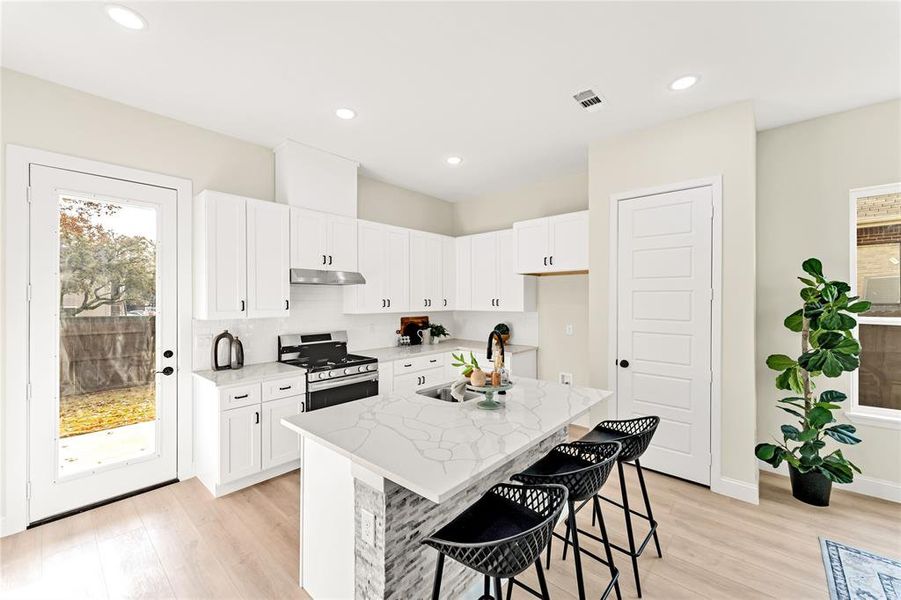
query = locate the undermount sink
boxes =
[416,383,480,403]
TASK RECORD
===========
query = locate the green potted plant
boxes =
[755,258,865,506]
[428,323,450,345]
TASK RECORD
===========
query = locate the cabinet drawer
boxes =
[220,383,261,410]
[394,353,446,374]
[262,376,305,402]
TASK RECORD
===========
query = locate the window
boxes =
[850,183,901,426]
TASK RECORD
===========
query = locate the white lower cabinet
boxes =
[394,366,445,393]
[262,396,304,470]
[195,375,304,497]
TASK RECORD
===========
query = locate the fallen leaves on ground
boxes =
[59,384,155,438]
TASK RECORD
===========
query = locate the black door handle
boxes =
[156,366,174,376]
[619,359,630,368]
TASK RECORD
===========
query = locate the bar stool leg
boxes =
[561,511,572,562]
[494,577,503,600]
[567,500,587,600]
[635,459,662,558]
[593,495,622,600]
[431,553,444,600]
[545,522,554,569]
[535,558,551,600]
[618,461,642,598]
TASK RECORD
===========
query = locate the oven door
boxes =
[307,372,379,411]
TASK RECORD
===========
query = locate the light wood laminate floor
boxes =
[2,439,899,599]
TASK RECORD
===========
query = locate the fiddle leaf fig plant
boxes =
[755,258,866,484]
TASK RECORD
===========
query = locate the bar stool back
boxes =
[580,416,661,598]
[423,483,567,600]
[512,442,622,600]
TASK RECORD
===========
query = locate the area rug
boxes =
[821,538,901,600]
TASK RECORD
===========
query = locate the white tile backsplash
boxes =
[193,285,536,370]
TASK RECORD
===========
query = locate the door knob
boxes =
[618,360,630,369]
[156,366,175,376]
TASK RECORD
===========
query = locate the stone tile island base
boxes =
[353,428,567,599]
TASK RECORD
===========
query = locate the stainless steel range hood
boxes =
[289,269,366,286]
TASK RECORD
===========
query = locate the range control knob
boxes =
[367,364,377,371]
[344,368,353,375]
[328,370,337,378]
[357,366,366,373]
[316,372,327,380]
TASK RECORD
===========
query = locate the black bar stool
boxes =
[423,483,568,600]
[578,416,661,598]
[511,442,622,600]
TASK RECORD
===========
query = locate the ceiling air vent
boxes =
[573,89,605,113]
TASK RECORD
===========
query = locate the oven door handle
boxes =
[307,372,379,392]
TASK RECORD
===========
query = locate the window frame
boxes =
[848,182,901,429]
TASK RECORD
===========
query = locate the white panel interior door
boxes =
[616,186,712,485]
[290,207,329,269]
[28,165,178,522]
[246,199,290,318]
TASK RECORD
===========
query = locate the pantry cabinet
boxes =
[290,207,358,272]
[194,190,290,320]
[345,221,410,313]
[514,210,589,274]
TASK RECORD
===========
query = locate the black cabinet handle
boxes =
[619,359,630,368]
[240,300,245,312]
[279,385,291,391]
[329,255,333,265]
[285,299,290,310]
[155,366,174,376]
[387,299,391,308]
[550,256,554,266]
[404,363,412,368]
[443,299,447,307]
[424,299,427,307]
[255,411,260,424]
[234,394,249,399]
[544,256,548,266]
[429,359,437,363]
[322,254,327,265]
[496,299,500,307]
[382,299,386,308]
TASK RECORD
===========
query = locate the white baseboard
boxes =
[758,461,901,503]
[711,474,759,505]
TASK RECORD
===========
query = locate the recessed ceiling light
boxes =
[446,156,463,166]
[335,108,356,120]
[106,4,146,30]
[669,75,699,91]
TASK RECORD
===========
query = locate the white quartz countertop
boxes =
[193,362,303,386]
[359,338,537,363]
[281,378,610,503]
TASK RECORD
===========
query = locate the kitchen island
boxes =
[282,377,611,599]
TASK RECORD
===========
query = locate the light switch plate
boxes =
[565,324,574,336]
[559,372,573,386]
[361,509,375,545]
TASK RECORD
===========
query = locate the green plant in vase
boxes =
[429,323,450,344]
[755,258,865,506]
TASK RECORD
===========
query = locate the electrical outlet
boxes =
[565,324,574,336]
[559,372,573,386]
[361,509,375,546]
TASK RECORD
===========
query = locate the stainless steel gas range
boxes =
[277,331,378,411]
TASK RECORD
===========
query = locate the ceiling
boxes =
[2,2,899,201]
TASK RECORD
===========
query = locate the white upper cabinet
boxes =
[455,236,472,311]
[275,140,358,218]
[345,221,410,313]
[290,207,358,272]
[441,236,456,310]
[514,210,589,274]
[194,191,247,320]
[246,198,290,318]
[194,191,289,320]
[410,231,443,310]
[468,229,536,313]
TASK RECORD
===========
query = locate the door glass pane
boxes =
[58,195,158,476]
[858,324,901,411]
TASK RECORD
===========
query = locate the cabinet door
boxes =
[470,232,498,311]
[548,211,589,272]
[355,222,388,312]
[261,396,304,470]
[409,231,431,310]
[497,229,525,311]
[384,227,410,312]
[455,236,473,311]
[290,207,329,270]
[246,199,290,318]
[441,236,456,310]
[419,366,447,389]
[327,214,358,272]
[199,192,247,319]
[220,404,261,484]
[394,367,445,393]
[514,217,550,274]
[425,235,443,308]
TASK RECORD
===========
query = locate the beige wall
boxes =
[756,99,901,486]
[588,102,758,487]
[453,171,591,384]
[358,176,455,236]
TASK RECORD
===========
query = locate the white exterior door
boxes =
[246,199,290,318]
[28,165,179,522]
[616,185,713,485]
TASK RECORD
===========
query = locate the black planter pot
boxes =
[789,465,832,506]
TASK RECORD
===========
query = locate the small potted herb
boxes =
[429,323,450,345]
